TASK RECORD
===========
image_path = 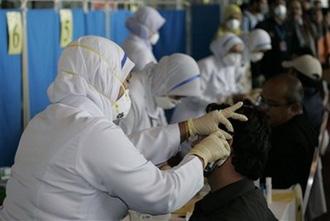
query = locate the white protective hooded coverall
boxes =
[199,33,245,103]
[0,36,204,221]
[171,33,245,123]
[122,6,165,71]
[119,53,201,135]
[238,29,272,92]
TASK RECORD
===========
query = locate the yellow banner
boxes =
[60,9,73,48]
[6,12,23,55]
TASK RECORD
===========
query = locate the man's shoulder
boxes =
[206,191,277,221]
[275,114,314,134]
[272,114,318,150]
[191,180,277,221]
[287,114,317,137]
[223,192,276,220]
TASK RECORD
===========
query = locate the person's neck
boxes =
[208,159,243,192]
[249,6,258,15]
[273,112,303,127]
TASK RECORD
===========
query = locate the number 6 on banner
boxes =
[60,9,73,48]
[6,12,23,55]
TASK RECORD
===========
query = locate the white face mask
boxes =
[226,19,241,30]
[295,17,303,25]
[250,52,264,62]
[223,53,242,66]
[112,89,131,120]
[150,33,160,45]
[274,4,287,20]
[155,96,181,110]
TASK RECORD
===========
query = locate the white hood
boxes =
[48,36,135,121]
[248,29,272,52]
[149,53,201,97]
[210,33,244,60]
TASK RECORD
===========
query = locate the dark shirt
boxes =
[297,74,324,131]
[286,20,316,56]
[303,87,324,132]
[189,179,277,221]
[256,18,290,79]
[263,114,317,192]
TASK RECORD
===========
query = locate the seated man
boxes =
[259,74,318,191]
[282,54,324,132]
[190,103,277,221]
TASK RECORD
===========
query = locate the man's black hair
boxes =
[206,101,271,180]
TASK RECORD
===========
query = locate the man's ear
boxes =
[289,103,302,115]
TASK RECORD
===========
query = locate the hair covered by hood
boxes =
[125,6,165,39]
[149,53,201,97]
[210,33,244,59]
[48,36,135,121]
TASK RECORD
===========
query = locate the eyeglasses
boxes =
[256,96,293,108]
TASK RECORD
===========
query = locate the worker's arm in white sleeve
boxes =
[76,124,204,215]
[128,124,181,165]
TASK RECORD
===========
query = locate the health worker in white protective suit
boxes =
[171,33,245,123]
[0,36,247,221]
[245,29,272,63]
[119,53,201,135]
[238,29,272,93]
[122,6,165,72]
[120,54,201,221]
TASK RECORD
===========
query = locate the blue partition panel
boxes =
[153,10,186,60]
[85,10,105,37]
[191,4,220,60]
[0,10,23,166]
[27,10,60,117]
[110,10,132,45]
[73,9,86,40]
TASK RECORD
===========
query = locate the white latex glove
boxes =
[187,102,248,136]
[189,130,231,168]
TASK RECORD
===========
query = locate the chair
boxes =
[320,80,329,155]
[303,88,329,218]
[293,184,304,221]
[270,184,303,221]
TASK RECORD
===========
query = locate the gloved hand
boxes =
[189,130,231,168]
[187,102,248,136]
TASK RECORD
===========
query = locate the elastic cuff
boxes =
[188,153,207,168]
[187,119,195,137]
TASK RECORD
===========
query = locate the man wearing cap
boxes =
[282,54,324,131]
